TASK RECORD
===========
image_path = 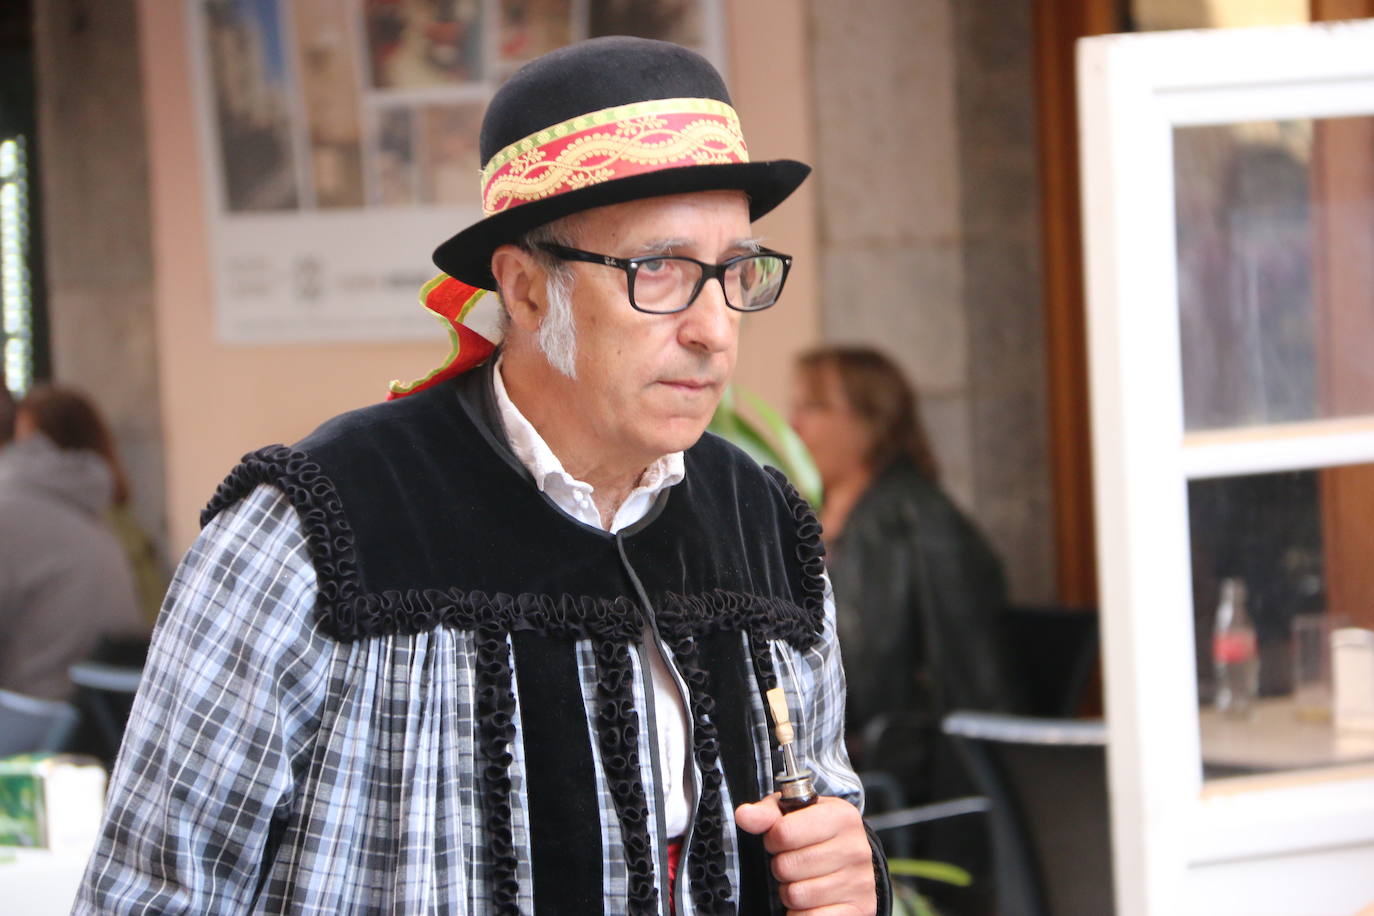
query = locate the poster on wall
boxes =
[188,0,725,344]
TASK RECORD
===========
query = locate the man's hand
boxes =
[735,793,877,915]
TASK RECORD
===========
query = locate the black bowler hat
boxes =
[431,36,811,290]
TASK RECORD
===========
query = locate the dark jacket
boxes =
[825,457,1012,796]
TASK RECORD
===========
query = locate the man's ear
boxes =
[490,244,546,334]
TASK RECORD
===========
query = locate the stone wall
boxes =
[34,0,167,565]
[807,0,1054,602]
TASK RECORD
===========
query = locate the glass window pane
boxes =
[1190,466,1374,781]
[0,134,33,395]
[1173,116,1374,432]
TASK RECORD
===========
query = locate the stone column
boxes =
[33,0,167,565]
[807,0,1052,601]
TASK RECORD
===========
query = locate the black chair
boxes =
[859,606,1103,910]
[942,711,1114,916]
[68,661,143,767]
[999,605,1100,718]
[859,764,993,862]
[64,633,149,768]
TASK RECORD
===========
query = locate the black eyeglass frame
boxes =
[534,242,794,314]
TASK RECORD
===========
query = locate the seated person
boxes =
[0,385,144,703]
[18,384,168,624]
[791,346,1014,893]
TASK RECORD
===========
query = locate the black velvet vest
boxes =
[202,366,827,916]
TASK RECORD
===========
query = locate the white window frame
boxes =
[1078,20,1374,916]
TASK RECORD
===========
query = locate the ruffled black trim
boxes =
[204,445,366,632]
[747,631,780,694]
[204,451,823,650]
[656,583,822,702]
[336,589,644,643]
[763,467,828,631]
[475,623,521,914]
[657,626,734,914]
[657,590,822,652]
[204,445,652,643]
[592,638,659,914]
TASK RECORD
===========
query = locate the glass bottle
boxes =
[1213,577,1259,719]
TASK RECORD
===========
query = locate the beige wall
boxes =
[136,0,821,554]
[725,0,821,411]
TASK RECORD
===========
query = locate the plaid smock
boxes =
[73,472,863,914]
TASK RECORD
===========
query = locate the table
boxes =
[0,844,92,915]
[1199,695,1374,772]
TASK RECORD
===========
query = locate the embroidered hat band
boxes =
[480,98,749,217]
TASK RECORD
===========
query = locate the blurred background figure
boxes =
[791,345,1016,908]
[0,384,144,704]
[16,385,169,625]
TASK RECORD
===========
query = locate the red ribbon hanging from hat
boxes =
[386,274,501,400]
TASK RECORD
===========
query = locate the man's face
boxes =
[553,190,753,467]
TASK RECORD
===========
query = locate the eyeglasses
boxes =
[534,242,793,315]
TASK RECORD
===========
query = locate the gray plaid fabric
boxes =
[74,483,862,915]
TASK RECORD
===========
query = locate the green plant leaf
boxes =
[892,881,941,916]
[737,387,822,506]
[710,386,773,463]
[887,858,974,887]
[707,385,744,440]
[709,383,825,510]
[723,415,782,469]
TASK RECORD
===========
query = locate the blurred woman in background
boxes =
[792,346,1014,899]
[17,385,168,624]
[0,385,143,704]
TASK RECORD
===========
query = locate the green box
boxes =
[0,754,105,850]
[0,756,44,847]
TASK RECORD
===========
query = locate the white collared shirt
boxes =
[493,358,693,836]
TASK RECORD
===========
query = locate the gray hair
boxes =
[503,218,579,379]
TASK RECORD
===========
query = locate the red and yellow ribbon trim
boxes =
[387,274,502,400]
[480,97,748,216]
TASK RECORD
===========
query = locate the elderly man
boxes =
[77,37,887,915]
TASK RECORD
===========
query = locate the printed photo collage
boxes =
[200,0,711,216]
